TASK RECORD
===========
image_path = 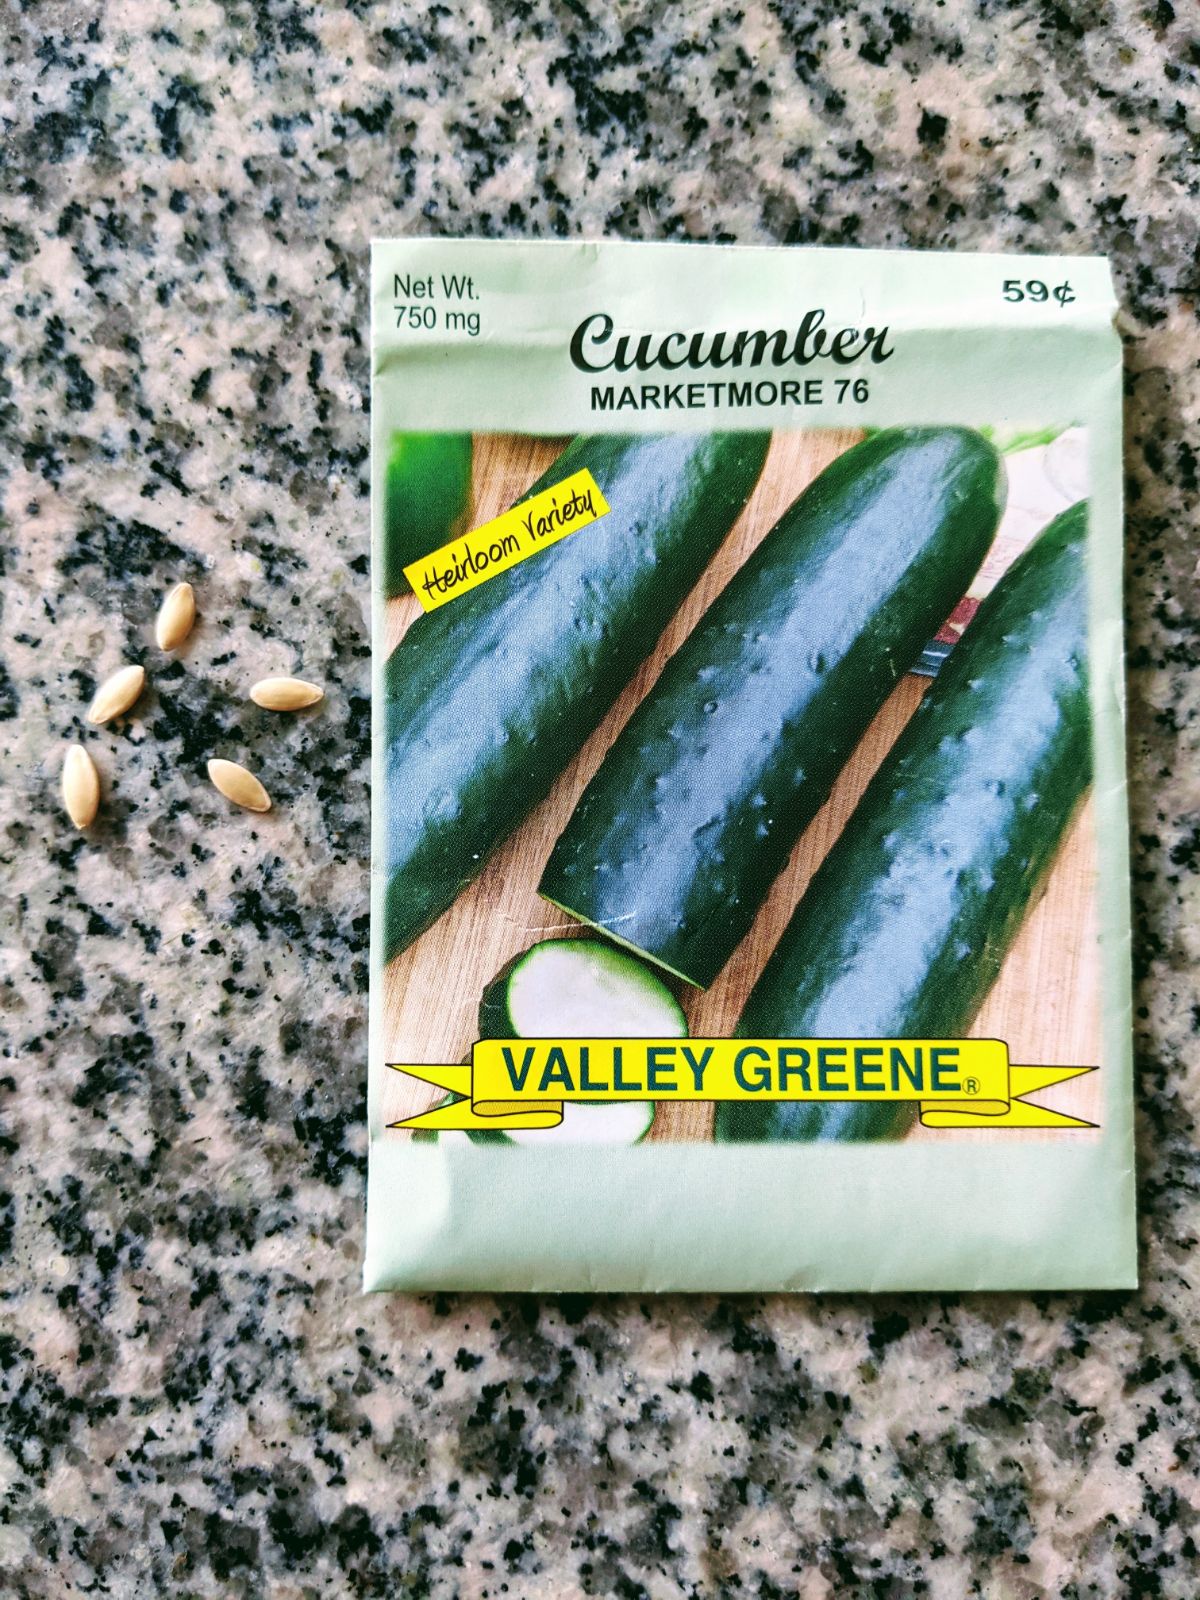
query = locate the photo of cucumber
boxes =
[383,431,770,960]
[382,432,473,595]
[378,430,1100,1145]
[715,501,1091,1143]
[539,427,1006,989]
[415,938,685,1146]
[477,938,687,1042]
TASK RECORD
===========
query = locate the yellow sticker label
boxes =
[404,468,610,611]
[390,1037,1097,1133]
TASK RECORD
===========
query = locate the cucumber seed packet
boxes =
[366,239,1135,1292]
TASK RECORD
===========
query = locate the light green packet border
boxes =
[365,239,1135,1292]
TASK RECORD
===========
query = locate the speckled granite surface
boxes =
[2,3,1197,1595]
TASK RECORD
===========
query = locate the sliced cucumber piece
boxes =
[411,1097,655,1147]
[414,938,685,1147]
[482,938,685,1145]
[506,1099,655,1145]
[479,938,688,1040]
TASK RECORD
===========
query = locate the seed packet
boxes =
[366,239,1134,1292]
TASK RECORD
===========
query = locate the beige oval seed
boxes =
[207,758,271,813]
[249,676,324,711]
[155,582,196,651]
[87,664,145,724]
[62,744,100,829]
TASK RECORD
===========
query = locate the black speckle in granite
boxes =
[152,76,213,161]
[59,511,194,587]
[916,107,949,148]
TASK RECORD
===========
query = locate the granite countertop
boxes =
[3,4,1197,1596]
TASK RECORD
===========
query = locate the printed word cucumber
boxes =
[384,432,770,959]
[716,501,1091,1142]
[541,427,1005,988]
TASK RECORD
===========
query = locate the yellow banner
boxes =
[390,1038,1096,1133]
[404,468,610,610]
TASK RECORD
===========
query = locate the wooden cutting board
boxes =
[380,432,1101,1141]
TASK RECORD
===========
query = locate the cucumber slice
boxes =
[506,1099,655,1146]
[479,938,688,1040]
[481,938,684,1145]
[412,1099,656,1147]
[414,939,685,1147]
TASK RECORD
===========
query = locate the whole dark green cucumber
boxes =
[383,433,473,595]
[540,427,1005,988]
[716,501,1091,1143]
[384,432,770,959]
